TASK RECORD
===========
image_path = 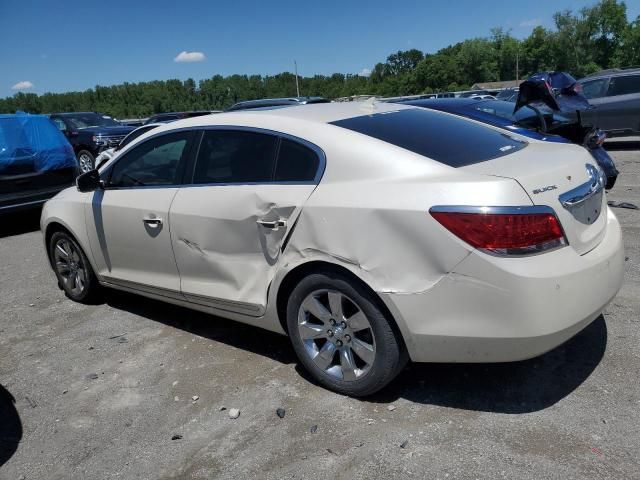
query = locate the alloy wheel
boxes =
[297,289,376,381]
[78,154,93,173]
[53,238,87,296]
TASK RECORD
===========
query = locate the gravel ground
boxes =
[1,143,639,480]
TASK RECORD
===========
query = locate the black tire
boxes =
[286,271,407,397]
[76,150,95,173]
[49,231,102,303]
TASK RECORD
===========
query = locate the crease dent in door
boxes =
[281,204,473,295]
[173,189,306,308]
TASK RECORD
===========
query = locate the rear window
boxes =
[330,108,526,167]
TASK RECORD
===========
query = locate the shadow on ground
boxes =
[104,290,607,415]
[368,315,607,413]
[604,140,640,151]
[0,384,23,467]
[105,290,297,365]
[0,208,41,239]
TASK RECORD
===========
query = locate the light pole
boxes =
[294,60,300,97]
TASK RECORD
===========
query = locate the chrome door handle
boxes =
[143,216,163,227]
[256,218,286,230]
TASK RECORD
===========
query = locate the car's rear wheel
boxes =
[77,150,95,173]
[49,231,101,303]
[286,271,406,396]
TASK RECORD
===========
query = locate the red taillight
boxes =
[430,208,566,255]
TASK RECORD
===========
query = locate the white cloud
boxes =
[11,81,34,90]
[359,68,371,77]
[520,18,541,27]
[174,51,206,63]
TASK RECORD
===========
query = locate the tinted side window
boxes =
[193,130,278,184]
[607,75,640,96]
[118,125,157,150]
[275,139,320,182]
[109,131,191,187]
[581,79,608,99]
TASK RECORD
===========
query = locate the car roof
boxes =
[581,66,640,80]
[138,101,423,139]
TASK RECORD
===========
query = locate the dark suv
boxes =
[49,112,135,172]
[578,67,640,137]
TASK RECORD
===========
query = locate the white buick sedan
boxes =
[41,102,624,396]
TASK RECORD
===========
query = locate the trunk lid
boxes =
[463,141,607,255]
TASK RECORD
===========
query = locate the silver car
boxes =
[579,67,640,137]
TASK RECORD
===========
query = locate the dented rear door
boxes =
[169,129,322,316]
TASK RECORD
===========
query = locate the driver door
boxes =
[85,130,195,295]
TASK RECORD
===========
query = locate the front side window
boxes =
[108,131,191,187]
[117,125,159,151]
[51,117,67,132]
[607,75,640,96]
[580,79,608,99]
[192,130,278,184]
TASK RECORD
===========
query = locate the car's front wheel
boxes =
[286,271,407,396]
[49,231,101,303]
[77,150,95,173]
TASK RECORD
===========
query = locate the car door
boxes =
[594,74,640,133]
[169,128,324,316]
[85,130,195,295]
[579,77,609,129]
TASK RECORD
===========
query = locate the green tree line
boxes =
[1,0,639,118]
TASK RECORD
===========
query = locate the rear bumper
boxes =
[381,207,625,362]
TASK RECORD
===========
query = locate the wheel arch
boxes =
[274,260,407,353]
[44,221,76,268]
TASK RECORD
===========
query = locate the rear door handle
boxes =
[256,218,286,230]
[143,216,163,227]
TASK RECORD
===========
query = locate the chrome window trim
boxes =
[101,125,326,190]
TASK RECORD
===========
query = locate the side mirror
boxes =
[76,169,103,193]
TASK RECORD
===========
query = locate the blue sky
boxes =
[1,0,638,98]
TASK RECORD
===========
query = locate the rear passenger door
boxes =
[594,74,640,134]
[169,128,324,316]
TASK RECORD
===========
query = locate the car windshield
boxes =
[472,100,572,131]
[64,113,120,129]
